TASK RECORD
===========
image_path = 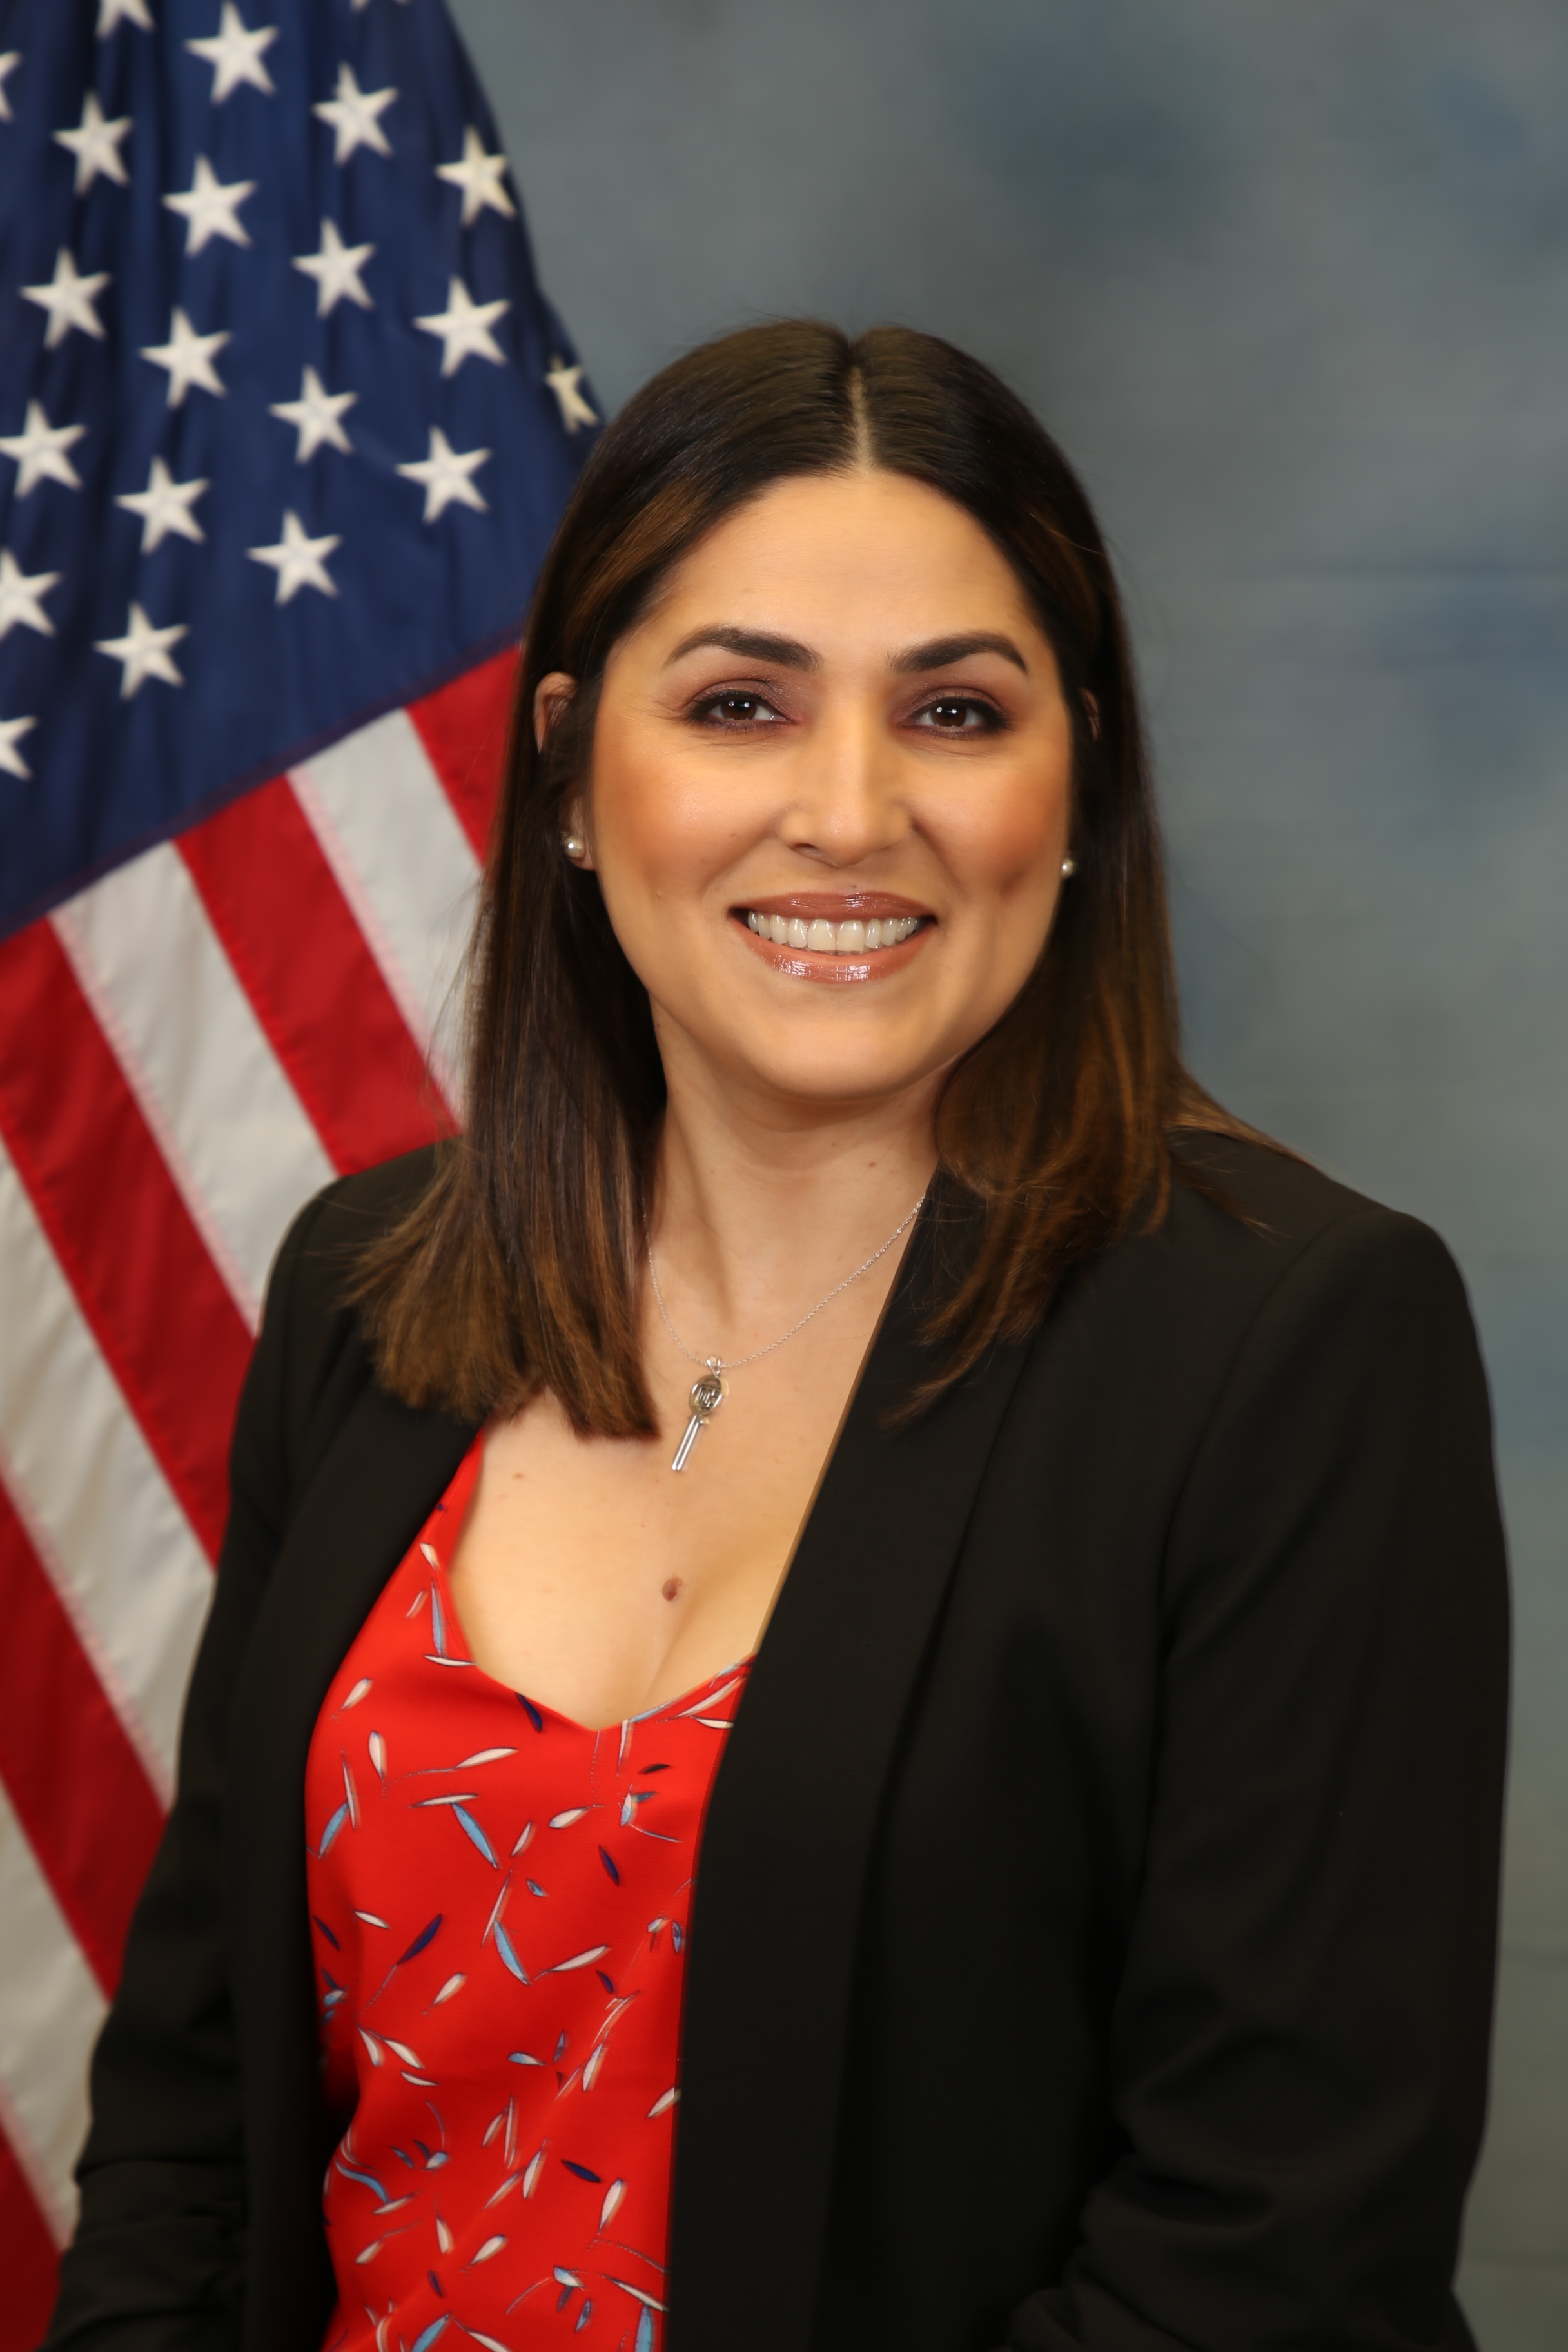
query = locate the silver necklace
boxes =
[647,1191,927,1471]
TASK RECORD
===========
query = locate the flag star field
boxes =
[0,0,593,936]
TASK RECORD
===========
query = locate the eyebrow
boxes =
[890,632,1028,675]
[665,624,1029,676]
[665,626,818,670]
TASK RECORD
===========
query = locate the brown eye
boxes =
[693,691,783,727]
[914,695,1001,734]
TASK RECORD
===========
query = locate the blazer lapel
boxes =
[225,1377,478,2350]
[669,1204,1035,2351]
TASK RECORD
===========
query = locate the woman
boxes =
[49,322,1507,2352]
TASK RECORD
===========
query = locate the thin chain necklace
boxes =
[646,1190,927,1471]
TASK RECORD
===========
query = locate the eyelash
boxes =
[686,688,1008,735]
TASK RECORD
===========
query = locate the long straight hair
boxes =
[354,320,1245,1431]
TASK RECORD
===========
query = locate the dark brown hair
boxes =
[355,320,1246,1431]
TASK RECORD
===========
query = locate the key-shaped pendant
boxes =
[671,1360,727,1472]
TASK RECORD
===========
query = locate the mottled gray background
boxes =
[447,1,1568,2340]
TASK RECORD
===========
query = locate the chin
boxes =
[729,1024,948,1109]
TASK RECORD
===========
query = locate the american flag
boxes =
[0,1,593,2331]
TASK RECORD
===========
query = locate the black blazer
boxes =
[48,1135,1508,2352]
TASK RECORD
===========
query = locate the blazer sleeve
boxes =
[44,1188,339,2352]
[1006,1208,1509,2352]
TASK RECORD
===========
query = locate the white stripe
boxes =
[0,1779,106,2243]
[0,1142,211,1795]
[52,845,336,1328]
[291,708,479,1104]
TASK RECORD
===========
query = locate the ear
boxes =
[535,672,596,872]
[534,670,578,752]
[1081,690,1100,741]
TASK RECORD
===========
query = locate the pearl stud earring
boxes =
[562,833,587,861]
[1061,856,1076,877]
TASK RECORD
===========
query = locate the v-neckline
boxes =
[427,1430,756,1735]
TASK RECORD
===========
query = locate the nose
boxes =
[776,698,910,870]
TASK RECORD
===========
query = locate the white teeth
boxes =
[745,911,922,953]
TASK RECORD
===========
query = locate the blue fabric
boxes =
[0,0,593,937]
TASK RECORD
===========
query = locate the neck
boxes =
[649,1031,941,1356]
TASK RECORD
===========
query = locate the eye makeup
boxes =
[680,681,1012,735]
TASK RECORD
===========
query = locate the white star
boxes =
[186,5,278,102]
[54,90,132,191]
[0,402,86,497]
[0,714,37,781]
[248,510,340,603]
[141,308,230,407]
[95,602,188,697]
[97,0,155,34]
[292,218,374,315]
[414,276,509,377]
[0,551,60,642]
[313,62,396,164]
[435,126,516,227]
[270,366,357,461]
[0,54,21,126]
[162,155,257,253]
[396,426,491,522]
[21,249,110,349]
[545,357,598,435]
[115,456,208,551]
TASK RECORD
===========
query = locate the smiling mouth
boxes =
[740,909,926,954]
[729,894,935,983]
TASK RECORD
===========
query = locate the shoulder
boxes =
[1160,1127,1469,1324]
[267,1142,440,1329]
[1170,1124,1398,1239]
[1146,1132,1492,1482]
[1036,1128,1486,1453]
[276,1141,442,1278]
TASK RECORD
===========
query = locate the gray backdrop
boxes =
[447,3,1567,2341]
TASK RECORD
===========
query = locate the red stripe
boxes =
[179,778,451,1175]
[406,649,516,859]
[0,923,251,1560]
[0,1479,165,1995]
[0,2124,61,2342]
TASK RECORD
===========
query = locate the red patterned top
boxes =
[304,1434,750,2352]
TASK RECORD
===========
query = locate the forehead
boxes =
[635,467,1043,649]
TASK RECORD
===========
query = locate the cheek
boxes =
[590,722,753,898]
[936,757,1070,898]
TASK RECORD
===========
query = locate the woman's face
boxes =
[542,467,1077,1119]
